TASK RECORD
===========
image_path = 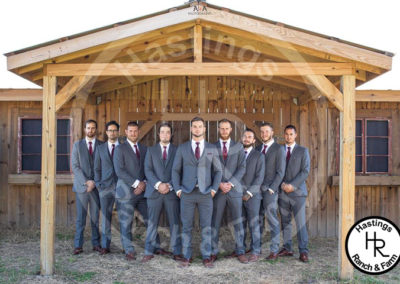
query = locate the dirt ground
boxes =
[0,225,399,284]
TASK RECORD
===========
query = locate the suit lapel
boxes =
[125,142,139,166]
[80,139,90,162]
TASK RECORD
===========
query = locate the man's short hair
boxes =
[126,121,139,129]
[284,124,297,133]
[85,119,97,129]
[106,120,120,131]
[243,128,256,138]
[260,122,273,130]
[158,122,172,134]
[218,119,233,128]
[191,116,205,126]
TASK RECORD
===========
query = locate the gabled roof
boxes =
[4,1,394,93]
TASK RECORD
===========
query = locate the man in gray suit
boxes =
[142,123,183,263]
[278,124,310,262]
[172,117,222,268]
[256,122,286,260]
[94,120,120,255]
[240,129,265,262]
[72,119,103,255]
[114,121,148,261]
[211,119,247,264]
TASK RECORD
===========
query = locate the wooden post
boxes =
[194,23,203,63]
[40,75,57,275]
[338,75,355,280]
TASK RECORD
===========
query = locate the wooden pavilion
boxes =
[1,1,399,280]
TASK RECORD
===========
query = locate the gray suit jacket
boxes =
[72,139,103,193]
[214,140,246,197]
[144,143,178,199]
[114,141,147,200]
[256,142,286,193]
[172,141,222,194]
[94,142,118,191]
[282,144,310,197]
[241,148,265,199]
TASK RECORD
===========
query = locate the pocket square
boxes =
[207,152,213,155]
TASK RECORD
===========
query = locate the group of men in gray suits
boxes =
[71,117,310,268]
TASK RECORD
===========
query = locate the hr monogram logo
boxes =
[346,216,400,275]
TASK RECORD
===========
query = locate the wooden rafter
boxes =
[45,62,355,77]
[194,23,203,63]
[0,88,42,101]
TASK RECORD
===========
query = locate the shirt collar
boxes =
[219,138,231,146]
[127,139,138,149]
[192,139,204,146]
[86,137,96,145]
[263,138,275,148]
[108,140,119,147]
[244,146,253,154]
[160,142,170,149]
[286,142,296,150]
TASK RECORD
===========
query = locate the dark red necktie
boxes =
[162,146,167,160]
[222,142,228,161]
[134,144,140,160]
[111,144,115,158]
[88,141,93,156]
[195,142,200,160]
[286,146,291,163]
[262,144,267,154]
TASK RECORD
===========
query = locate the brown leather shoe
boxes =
[73,248,83,255]
[203,258,214,268]
[224,251,238,258]
[155,248,173,256]
[265,252,278,260]
[172,255,185,262]
[277,248,294,257]
[141,255,154,263]
[248,254,259,262]
[93,246,102,252]
[210,254,218,262]
[299,252,309,262]
[99,248,110,255]
[237,254,249,264]
[125,252,136,261]
[179,258,191,268]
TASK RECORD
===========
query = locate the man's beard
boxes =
[243,142,252,148]
[192,133,203,138]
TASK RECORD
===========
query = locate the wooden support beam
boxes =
[194,24,203,63]
[355,90,400,102]
[0,88,42,101]
[40,75,57,276]
[338,75,356,280]
[45,62,355,77]
[55,76,94,112]
[305,75,344,111]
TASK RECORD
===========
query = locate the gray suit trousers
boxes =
[74,189,101,248]
[144,192,181,256]
[242,196,261,254]
[99,188,115,249]
[278,193,308,253]
[262,191,280,253]
[180,188,213,260]
[211,192,245,255]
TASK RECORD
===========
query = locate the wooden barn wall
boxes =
[0,79,399,240]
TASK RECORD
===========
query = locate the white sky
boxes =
[0,0,399,90]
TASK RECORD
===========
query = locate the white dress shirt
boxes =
[285,142,296,154]
[219,138,231,153]
[191,139,205,157]
[261,138,275,154]
[85,137,96,150]
[108,140,119,155]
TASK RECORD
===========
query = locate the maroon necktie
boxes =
[111,144,115,158]
[222,142,228,161]
[134,144,140,160]
[262,144,267,154]
[88,141,93,156]
[162,146,167,160]
[195,142,200,160]
[286,146,291,163]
